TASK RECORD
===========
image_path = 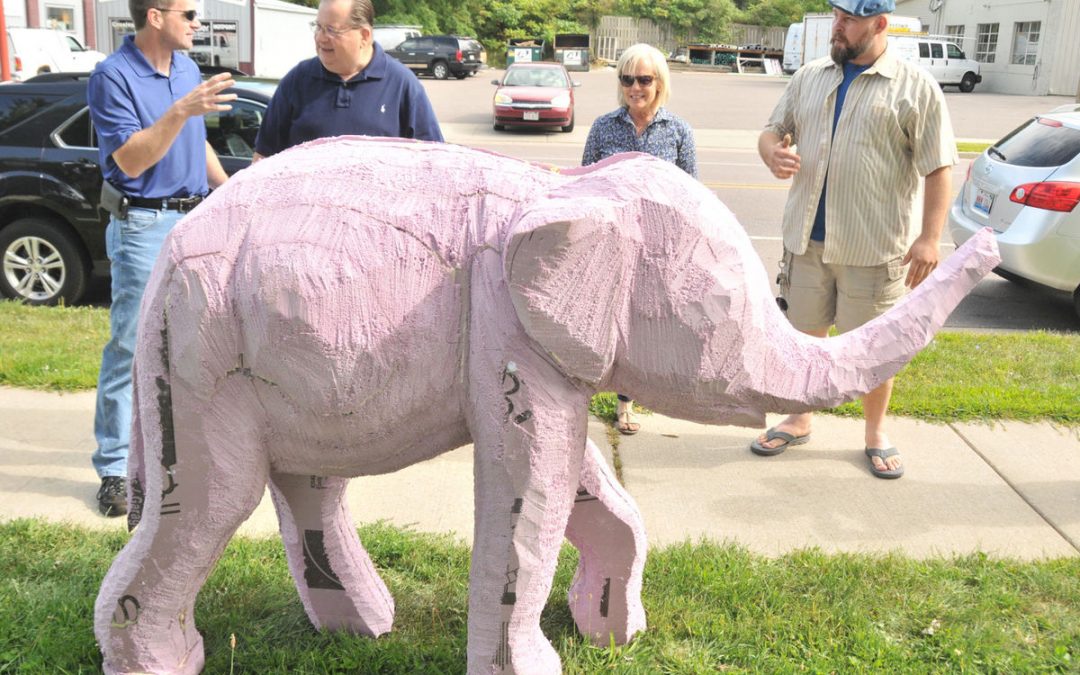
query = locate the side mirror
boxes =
[491,79,501,85]
[572,81,581,88]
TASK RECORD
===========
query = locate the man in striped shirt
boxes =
[751,0,957,479]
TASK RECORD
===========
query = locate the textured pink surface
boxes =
[95,137,999,674]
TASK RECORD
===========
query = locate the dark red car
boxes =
[491,62,578,133]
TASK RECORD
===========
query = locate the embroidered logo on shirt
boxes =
[380,104,386,114]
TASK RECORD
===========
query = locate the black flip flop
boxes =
[865,446,904,479]
[750,427,810,456]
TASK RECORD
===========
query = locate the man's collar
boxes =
[120,33,190,79]
[826,44,900,78]
[315,42,388,83]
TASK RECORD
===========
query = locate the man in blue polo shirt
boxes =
[253,0,442,159]
[88,0,237,516]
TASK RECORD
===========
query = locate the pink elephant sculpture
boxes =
[95,137,999,674]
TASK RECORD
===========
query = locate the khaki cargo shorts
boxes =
[780,241,908,334]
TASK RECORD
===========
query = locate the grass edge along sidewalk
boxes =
[2,302,1077,425]
[1,520,1077,672]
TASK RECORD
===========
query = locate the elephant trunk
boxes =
[747,227,1000,418]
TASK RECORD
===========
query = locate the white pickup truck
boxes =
[6,28,106,81]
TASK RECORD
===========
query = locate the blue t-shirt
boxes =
[581,106,698,179]
[87,34,207,199]
[810,61,870,242]
[255,43,443,156]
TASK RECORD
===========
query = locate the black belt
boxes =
[127,194,205,213]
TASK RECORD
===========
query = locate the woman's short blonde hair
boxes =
[616,43,671,110]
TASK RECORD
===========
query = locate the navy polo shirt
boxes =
[87,35,208,199]
[255,43,443,157]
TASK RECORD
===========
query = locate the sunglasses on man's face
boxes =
[619,74,655,87]
[156,7,199,21]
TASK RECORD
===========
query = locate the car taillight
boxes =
[14,56,22,70]
[454,50,462,61]
[1009,181,1080,212]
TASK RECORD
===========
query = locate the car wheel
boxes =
[959,73,977,93]
[432,61,449,80]
[0,217,88,305]
[561,114,575,133]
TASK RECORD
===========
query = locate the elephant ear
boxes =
[505,198,639,385]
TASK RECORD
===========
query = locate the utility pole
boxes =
[0,0,11,82]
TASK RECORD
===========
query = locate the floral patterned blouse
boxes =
[581,106,698,179]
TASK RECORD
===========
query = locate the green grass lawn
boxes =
[2,301,1078,425]
[2,520,1077,673]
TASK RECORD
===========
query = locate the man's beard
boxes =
[831,34,872,64]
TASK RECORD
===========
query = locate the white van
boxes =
[782,22,803,74]
[373,25,422,51]
[888,34,982,92]
[5,28,106,81]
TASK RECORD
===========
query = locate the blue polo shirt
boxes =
[87,34,208,199]
[255,43,443,157]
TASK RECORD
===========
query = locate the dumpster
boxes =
[506,38,546,65]
[553,33,590,71]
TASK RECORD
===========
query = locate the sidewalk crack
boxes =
[948,422,1080,555]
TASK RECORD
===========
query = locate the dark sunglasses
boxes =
[619,74,655,87]
[156,7,198,20]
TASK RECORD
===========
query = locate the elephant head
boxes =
[506,153,1000,427]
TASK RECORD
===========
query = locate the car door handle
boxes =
[62,159,98,171]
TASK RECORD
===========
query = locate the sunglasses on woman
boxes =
[156,7,198,20]
[619,74,655,87]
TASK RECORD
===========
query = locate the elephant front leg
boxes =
[268,472,394,636]
[564,438,647,645]
[467,356,590,675]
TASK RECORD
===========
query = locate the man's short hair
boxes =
[129,0,158,30]
[322,0,375,28]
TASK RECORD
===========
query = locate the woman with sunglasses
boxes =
[582,42,699,435]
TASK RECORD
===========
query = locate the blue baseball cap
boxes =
[828,0,895,16]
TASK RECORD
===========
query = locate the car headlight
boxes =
[550,93,571,108]
[494,92,513,105]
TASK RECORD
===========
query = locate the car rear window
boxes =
[0,92,63,134]
[992,117,1080,167]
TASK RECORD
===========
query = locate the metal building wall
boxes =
[1047,0,1080,96]
[94,0,252,63]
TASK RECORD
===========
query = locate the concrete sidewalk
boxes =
[1,386,1077,559]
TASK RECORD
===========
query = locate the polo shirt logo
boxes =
[380,104,386,114]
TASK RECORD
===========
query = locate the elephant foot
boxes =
[101,631,204,675]
[567,561,645,646]
[470,625,561,675]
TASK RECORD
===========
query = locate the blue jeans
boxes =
[93,208,183,478]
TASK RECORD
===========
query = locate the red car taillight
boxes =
[14,56,22,70]
[454,49,462,62]
[1009,181,1080,212]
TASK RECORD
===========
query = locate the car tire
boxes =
[432,61,449,80]
[561,115,575,133]
[0,217,89,306]
[959,73,977,93]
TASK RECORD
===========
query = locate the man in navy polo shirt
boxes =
[253,0,442,159]
[88,0,237,516]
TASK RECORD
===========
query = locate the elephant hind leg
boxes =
[269,472,394,636]
[564,438,647,646]
[96,380,268,674]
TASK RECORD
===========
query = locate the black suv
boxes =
[0,72,276,305]
[386,36,482,80]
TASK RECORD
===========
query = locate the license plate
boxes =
[973,187,994,215]
[523,111,539,121]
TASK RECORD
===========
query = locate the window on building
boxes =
[1011,21,1040,65]
[975,23,998,63]
[946,24,965,45]
[46,6,74,32]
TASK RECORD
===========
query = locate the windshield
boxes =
[503,68,567,87]
[992,116,1080,167]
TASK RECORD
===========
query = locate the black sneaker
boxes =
[97,476,128,517]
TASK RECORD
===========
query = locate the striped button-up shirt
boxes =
[765,48,958,266]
